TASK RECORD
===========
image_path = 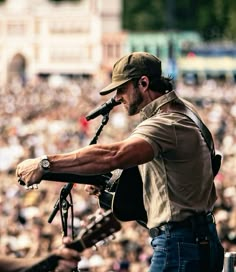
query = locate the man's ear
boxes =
[141,81,147,87]
[138,76,149,89]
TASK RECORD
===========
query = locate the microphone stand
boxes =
[90,112,109,145]
[48,113,111,239]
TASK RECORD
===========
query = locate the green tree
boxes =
[122,0,164,31]
[49,0,81,2]
[122,0,236,41]
[224,0,236,40]
[195,0,230,40]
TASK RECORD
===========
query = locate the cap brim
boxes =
[99,78,132,96]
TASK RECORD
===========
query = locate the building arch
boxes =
[7,53,27,85]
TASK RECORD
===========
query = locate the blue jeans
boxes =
[149,222,224,272]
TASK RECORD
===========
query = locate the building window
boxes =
[115,43,120,58]
[7,22,25,35]
[34,19,41,35]
[49,21,89,34]
[107,44,113,58]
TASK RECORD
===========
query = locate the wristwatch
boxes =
[40,155,51,172]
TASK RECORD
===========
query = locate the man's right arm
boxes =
[0,255,35,272]
[0,237,80,272]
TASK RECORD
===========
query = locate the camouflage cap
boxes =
[100,52,162,95]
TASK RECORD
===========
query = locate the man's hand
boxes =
[53,237,81,272]
[84,184,102,196]
[16,158,43,187]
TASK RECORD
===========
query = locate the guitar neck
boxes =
[42,172,111,187]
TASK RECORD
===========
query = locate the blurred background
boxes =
[0,0,236,271]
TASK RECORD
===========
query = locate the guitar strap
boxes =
[171,98,222,272]
[164,98,221,177]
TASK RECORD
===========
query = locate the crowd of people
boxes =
[1,75,236,271]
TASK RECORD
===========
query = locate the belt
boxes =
[149,212,215,239]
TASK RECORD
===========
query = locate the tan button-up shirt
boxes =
[130,91,217,229]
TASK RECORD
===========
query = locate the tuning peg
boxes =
[92,239,109,251]
[92,244,98,251]
[110,234,116,240]
[87,214,97,223]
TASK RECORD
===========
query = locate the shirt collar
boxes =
[140,90,178,121]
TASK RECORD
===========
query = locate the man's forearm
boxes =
[0,256,42,272]
[48,143,121,175]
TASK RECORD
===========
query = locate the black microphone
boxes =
[86,97,121,121]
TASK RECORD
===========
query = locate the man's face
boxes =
[116,81,144,116]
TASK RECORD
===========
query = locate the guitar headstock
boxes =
[22,210,121,272]
[68,210,121,252]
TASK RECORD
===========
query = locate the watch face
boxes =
[41,159,50,169]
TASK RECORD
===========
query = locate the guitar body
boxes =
[99,166,147,225]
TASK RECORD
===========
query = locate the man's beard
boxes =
[127,87,143,116]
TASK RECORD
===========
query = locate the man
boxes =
[16,52,224,271]
[0,237,80,272]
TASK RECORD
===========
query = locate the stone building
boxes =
[0,0,126,84]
